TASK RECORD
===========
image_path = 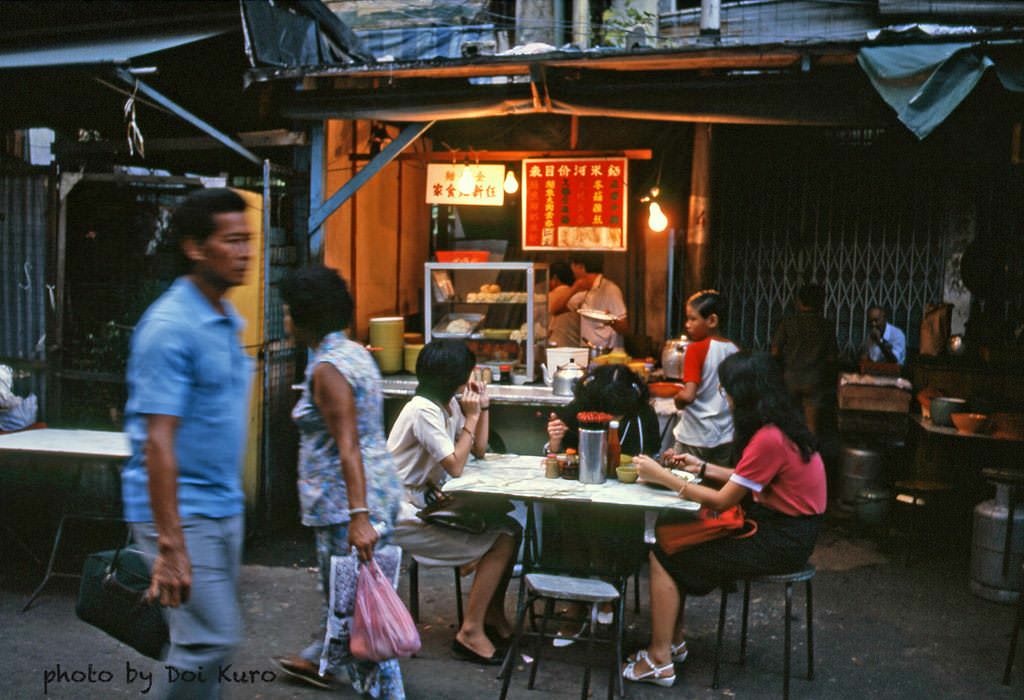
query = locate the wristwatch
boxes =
[699,461,707,480]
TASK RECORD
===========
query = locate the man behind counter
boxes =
[561,254,629,350]
[862,305,906,366]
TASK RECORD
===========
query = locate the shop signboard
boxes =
[425,163,505,206]
[521,157,628,251]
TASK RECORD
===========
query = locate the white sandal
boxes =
[622,649,676,687]
[627,641,687,664]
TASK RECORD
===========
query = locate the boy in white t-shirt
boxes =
[669,290,739,466]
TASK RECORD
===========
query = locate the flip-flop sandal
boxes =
[622,649,676,687]
[626,641,687,664]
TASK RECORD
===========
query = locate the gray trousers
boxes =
[132,514,244,700]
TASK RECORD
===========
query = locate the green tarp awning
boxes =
[858,41,1024,139]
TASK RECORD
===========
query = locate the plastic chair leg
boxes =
[740,579,751,664]
[712,588,728,689]
[581,603,599,700]
[1003,589,1024,685]
[409,559,419,623]
[453,567,464,628]
[806,579,815,680]
[499,592,534,697]
[528,598,554,689]
[783,582,793,700]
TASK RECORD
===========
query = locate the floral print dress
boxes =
[292,331,406,698]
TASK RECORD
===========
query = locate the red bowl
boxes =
[950,412,990,435]
[649,382,685,399]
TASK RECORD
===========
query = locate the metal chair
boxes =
[499,573,622,700]
[713,565,816,700]
[407,557,464,628]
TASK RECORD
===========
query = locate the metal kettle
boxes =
[547,359,585,396]
[661,335,690,380]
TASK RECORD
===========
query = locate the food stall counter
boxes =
[379,376,573,408]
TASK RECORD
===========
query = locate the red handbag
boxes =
[655,506,756,555]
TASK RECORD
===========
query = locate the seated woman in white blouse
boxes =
[387,339,519,666]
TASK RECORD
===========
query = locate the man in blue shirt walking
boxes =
[122,188,253,699]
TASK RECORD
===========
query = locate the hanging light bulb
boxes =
[648,201,668,232]
[457,164,475,196]
[503,169,519,194]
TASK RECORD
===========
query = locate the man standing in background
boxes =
[772,283,837,435]
[121,188,253,699]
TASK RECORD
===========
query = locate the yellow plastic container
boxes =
[404,344,424,374]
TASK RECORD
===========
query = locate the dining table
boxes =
[442,452,700,575]
[0,428,130,610]
[444,453,699,697]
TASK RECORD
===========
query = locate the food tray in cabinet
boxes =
[432,313,484,338]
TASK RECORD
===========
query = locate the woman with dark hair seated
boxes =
[272,265,406,697]
[625,351,827,688]
[543,364,660,644]
[546,364,660,457]
[387,339,519,665]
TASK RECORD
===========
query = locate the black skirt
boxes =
[653,503,822,596]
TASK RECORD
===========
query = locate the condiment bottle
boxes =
[544,453,560,478]
[564,448,579,479]
[606,420,621,477]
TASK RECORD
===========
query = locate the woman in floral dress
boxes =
[273,265,406,698]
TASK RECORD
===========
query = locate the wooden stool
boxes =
[408,557,463,628]
[713,565,816,700]
[892,480,954,565]
[499,573,622,700]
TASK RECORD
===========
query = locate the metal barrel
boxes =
[839,444,884,504]
[970,485,1024,603]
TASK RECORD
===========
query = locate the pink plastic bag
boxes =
[350,559,421,661]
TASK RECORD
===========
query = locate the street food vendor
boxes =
[862,305,906,366]
[548,261,581,347]
[565,254,628,349]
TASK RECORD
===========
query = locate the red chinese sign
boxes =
[521,157,628,251]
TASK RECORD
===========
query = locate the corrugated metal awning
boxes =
[0,30,228,70]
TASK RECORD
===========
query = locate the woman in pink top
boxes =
[626,352,826,688]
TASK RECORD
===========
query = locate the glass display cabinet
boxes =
[424,262,549,382]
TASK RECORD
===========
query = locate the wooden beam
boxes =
[348,149,653,162]
[289,48,857,83]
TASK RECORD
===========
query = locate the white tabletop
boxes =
[0,428,131,459]
[442,453,700,512]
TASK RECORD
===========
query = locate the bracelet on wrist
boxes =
[699,461,707,480]
[462,426,476,442]
[480,406,489,412]
[677,481,689,500]
[348,507,370,517]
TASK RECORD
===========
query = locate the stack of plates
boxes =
[370,316,404,374]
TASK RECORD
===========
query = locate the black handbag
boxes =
[76,547,169,660]
[416,485,512,535]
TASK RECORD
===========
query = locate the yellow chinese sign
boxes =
[425,163,506,206]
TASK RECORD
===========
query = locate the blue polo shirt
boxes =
[121,277,252,522]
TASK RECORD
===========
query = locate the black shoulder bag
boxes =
[76,546,169,659]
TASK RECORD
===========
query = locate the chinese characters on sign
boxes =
[521,157,628,251]
[425,163,505,206]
